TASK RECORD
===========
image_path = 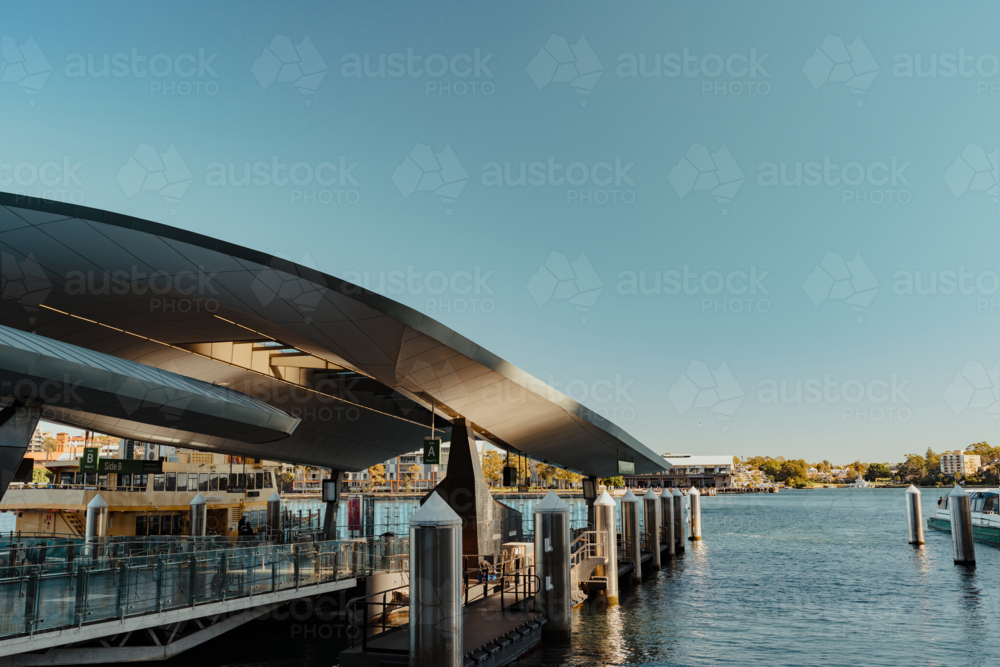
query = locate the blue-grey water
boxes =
[17,489,998,666]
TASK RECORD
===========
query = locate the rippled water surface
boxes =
[517,488,997,667]
[71,489,999,666]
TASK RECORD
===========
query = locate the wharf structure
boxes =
[625,455,736,489]
[0,195,669,666]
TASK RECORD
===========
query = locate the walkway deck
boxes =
[339,589,545,667]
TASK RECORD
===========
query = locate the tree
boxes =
[924,448,940,473]
[42,437,58,462]
[401,463,423,491]
[760,459,783,479]
[276,471,295,493]
[554,468,583,489]
[367,464,386,489]
[864,463,891,482]
[897,454,926,482]
[480,451,504,486]
[602,476,625,488]
[967,441,1000,465]
[32,467,52,484]
[535,463,558,488]
[775,460,809,484]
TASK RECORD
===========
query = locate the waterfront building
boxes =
[625,454,735,489]
[940,450,981,476]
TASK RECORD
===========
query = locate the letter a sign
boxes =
[423,438,442,465]
[79,447,100,473]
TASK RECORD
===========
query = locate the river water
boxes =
[27,488,1000,667]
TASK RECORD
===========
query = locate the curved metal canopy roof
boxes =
[0,323,299,443]
[0,194,666,477]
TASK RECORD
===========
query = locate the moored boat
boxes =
[926,488,1000,546]
[0,451,282,539]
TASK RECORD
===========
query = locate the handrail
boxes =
[0,535,408,642]
[346,583,411,653]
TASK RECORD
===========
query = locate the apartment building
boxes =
[940,450,981,476]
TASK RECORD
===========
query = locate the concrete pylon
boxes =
[642,488,661,568]
[409,492,463,667]
[905,485,924,545]
[190,493,207,537]
[688,486,702,541]
[85,494,108,557]
[949,483,975,565]
[620,489,641,585]
[660,488,674,559]
[534,490,571,634]
[593,490,619,605]
[267,491,282,541]
[672,488,685,553]
[321,470,343,540]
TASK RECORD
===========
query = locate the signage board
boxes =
[617,460,635,475]
[97,459,164,475]
[422,437,442,465]
[78,448,100,473]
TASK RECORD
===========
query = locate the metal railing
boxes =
[462,550,538,608]
[346,578,411,656]
[0,535,408,641]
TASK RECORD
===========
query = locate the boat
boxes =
[0,450,287,539]
[926,488,1000,545]
[849,477,874,488]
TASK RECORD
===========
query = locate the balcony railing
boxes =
[0,534,408,642]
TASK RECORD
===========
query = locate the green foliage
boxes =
[864,462,891,482]
[481,451,504,486]
[367,464,386,486]
[602,476,625,488]
[276,471,295,493]
[773,459,809,483]
[32,467,52,484]
[897,454,926,482]
[760,459,783,479]
[535,463,558,487]
[967,441,999,465]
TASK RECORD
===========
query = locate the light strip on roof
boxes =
[36,303,441,433]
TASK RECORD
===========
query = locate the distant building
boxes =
[940,450,981,476]
[625,454,736,489]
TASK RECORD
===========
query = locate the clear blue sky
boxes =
[13,0,998,464]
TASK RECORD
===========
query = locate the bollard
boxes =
[660,488,675,559]
[267,492,282,542]
[642,489,661,569]
[534,490,571,634]
[409,492,462,667]
[905,485,924,545]
[85,495,108,558]
[689,486,702,541]
[620,489,641,584]
[948,484,975,565]
[190,493,207,538]
[593,490,619,605]
[672,488,685,553]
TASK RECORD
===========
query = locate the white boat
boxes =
[927,488,1000,545]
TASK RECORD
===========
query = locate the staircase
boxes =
[569,531,609,604]
[63,511,85,537]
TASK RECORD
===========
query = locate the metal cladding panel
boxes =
[0,194,665,477]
